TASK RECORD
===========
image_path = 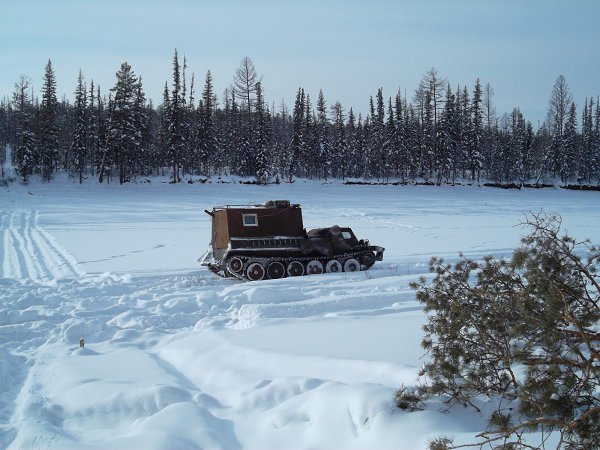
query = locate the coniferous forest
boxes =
[1,52,600,186]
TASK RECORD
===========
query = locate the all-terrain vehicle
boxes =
[199,200,384,281]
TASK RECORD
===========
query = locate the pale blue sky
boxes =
[1,0,598,124]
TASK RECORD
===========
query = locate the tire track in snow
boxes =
[23,211,53,280]
[5,212,41,280]
[3,212,18,278]
[0,211,84,281]
[6,213,32,279]
[34,211,85,278]
[1,216,19,279]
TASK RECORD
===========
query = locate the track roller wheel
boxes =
[343,258,360,272]
[227,256,244,273]
[360,252,375,267]
[306,260,324,275]
[287,260,305,277]
[325,259,342,273]
[267,261,285,279]
[247,262,265,281]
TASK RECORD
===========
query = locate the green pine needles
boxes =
[405,213,599,449]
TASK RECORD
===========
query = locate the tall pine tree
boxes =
[107,62,141,184]
[39,59,59,181]
[72,70,87,183]
[254,81,271,184]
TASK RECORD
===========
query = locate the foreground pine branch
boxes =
[403,212,600,449]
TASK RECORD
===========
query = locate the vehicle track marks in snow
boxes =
[23,211,53,280]
[5,213,29,279]
[0,211,85,281]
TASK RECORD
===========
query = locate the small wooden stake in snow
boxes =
[80,338,85,348]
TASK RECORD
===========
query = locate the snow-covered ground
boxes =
[1,178,599,449]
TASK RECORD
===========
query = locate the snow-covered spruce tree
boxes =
[92,84,110,180]
[521,120,535,181]
[422,89,435,179]
[288,87,305,182]
[482,82,497,179]
[579,99,592,183]
[316,89,331,180]
[531,123,551,185]
[184,72,196,175]
[96,88,112,183]
[382,99,395,181]
[303,94,316,179]
[392,95,406,180]
[107,62,140,184]
[223,88,241,175]
[385,99,397,180]
[198,70,218,176]
[506,107,525,182]
[39,59,59,181]
[406,213,599,449]
[178,56,191,176]
[253,81,271,184]
[438,84,456,184]
[167,50,184,183]
[561,102,578,184]
[86,81,98,177]
[469,78,483,182]
[364,92,380,180]
[404,105,420,179]
[374,88,388,181]
[236,111,253,177]
[345,107,359,178]
[331,101,346,180]
[459,86,472,180]
[354,113,367,177]
[131,76,148,178]
[12,75,37,182]
[270,99,291,179]
[487,113,504,182]
[497,112,512,182]
[72,70,87,183]
[157,82,170,177]
[362,114,374,178]
[363,96,376,179]
[142,98,159,176]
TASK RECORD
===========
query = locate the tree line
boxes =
[1,53,599,186]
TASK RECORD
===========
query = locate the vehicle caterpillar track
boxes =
[199,200,384,281]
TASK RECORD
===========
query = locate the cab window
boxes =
[243,213,258,226]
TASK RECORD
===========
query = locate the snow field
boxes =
[1,179,599,448]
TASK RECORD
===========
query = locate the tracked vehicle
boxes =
[200,200,384,281]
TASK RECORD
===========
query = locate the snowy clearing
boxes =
[1,179,599,449]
